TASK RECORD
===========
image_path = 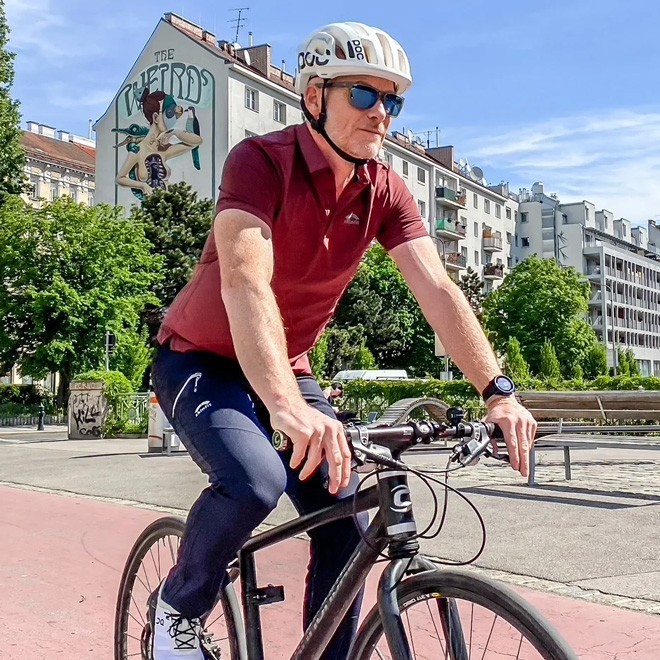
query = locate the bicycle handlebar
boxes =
[272,419,506,470]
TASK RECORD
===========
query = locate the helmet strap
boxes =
[300,80,369,167]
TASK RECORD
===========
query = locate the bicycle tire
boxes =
[350,568,577,660]
[114,516,244,660]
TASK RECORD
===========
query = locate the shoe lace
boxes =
[164,610,201,650]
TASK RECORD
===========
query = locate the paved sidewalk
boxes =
[2,485,660,659]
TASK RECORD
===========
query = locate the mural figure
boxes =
[115,88,203,201]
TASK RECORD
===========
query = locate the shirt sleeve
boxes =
[215,138,282,229]
[376,168,430,251]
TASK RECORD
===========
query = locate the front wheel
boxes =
[350,569,577,660]
[114,516,245,660]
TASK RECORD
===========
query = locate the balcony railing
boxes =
[483,234,503,251]
[435,187,467,208]
[483,263,504,279]
[444,252,467,268]
[435,218,466,238]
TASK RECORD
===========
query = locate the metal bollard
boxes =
[37,403,45,431]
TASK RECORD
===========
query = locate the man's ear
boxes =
[303,83,322,120]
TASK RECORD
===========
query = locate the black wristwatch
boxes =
[481,375,516,402]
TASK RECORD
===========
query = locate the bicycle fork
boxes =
[376,469,469,660]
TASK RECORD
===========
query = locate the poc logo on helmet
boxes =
[346,39,365,60]
[298,49,331,71]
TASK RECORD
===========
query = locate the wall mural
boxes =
[113,49,215,203]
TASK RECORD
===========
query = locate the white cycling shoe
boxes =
[150,583,204,659]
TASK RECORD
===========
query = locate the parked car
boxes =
[332,369,409,382]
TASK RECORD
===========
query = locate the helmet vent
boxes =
[362,39,377,64]
[377,33,394,68]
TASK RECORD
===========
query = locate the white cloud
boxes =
[457,109,660,223]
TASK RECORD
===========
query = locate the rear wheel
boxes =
[351,569,577,660]
[114,516,244,660]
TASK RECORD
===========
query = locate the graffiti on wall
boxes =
[70,389,105,437]
[114,48,215,203]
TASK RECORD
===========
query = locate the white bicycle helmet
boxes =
[296,22,412,94]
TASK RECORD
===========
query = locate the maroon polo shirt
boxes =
[157,123,428,374]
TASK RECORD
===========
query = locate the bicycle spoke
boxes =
[404,608,417,658]
[425,599,447,657]
[480,613,497,660]
[129,593,146,626]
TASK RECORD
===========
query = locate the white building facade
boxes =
[513,182,660,376]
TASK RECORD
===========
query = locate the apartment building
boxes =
[513,182,660,376]
[21,121,95,208]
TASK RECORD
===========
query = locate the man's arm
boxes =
[388,235,537,476]
[214,209,351,493]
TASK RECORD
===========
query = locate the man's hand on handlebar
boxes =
[270,404,352,494]
[483,397,537,478]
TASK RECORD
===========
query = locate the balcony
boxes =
[435,187,466,209]
[444,252,467,270]
[483,263,504,280]
[435,218,466,240]
[482,231,503,252]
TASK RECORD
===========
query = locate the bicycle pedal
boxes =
[247,584,285,606]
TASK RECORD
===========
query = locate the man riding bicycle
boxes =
[150,21,537,660]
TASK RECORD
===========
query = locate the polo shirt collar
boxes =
[296,123,372,186]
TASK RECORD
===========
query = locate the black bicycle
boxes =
[114,406,577,659]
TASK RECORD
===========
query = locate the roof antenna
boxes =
[228,7,249,44]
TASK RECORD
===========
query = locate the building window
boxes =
[473,221,479,237]
[417,167,426,184]
[273,100,286,123]
[515,235,519,246]
[383,151,393,166]
[88,193,94,206]
[402,160,409,177]
[623,225,627,237]
[461,246,468,260]
[484,199,490,214]
[474,251,479,266]
[506,231,512,244]
[29,175,39,199]
[522,237,530,247]
[50,181,59,201]
[473,193,478,208]
[507,256,512,268]
[562,213,568,224]
[585,207,590,220]
[245,87,259,111]
[495,204,501,218]
[506,207,511,219]
[418,200,426,218]
[604,218,609,229]
[520,212,528,223]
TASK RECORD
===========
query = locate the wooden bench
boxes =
[518,391,660,486]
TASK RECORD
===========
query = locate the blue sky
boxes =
[6,0,660,223]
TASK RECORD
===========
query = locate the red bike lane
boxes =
[1,484,658,659]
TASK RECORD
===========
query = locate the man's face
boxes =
[306,74,398,161]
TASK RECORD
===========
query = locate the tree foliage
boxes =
[110,325,153,389]
[0,197,161,404]
[504,337,531,384]
[333,245,442,377]
[617,348,640,376]
[583,342,608,380]
[130,182,214,308]
[540,339,562,381]
[483,255,599,376]
[0,4,26,203]
[458,267,485,320]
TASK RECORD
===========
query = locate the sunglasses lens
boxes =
[349,85,379,110]
[384,95,404,117]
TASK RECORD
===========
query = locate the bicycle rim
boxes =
[351,569,577,660]
[114,516,241,660]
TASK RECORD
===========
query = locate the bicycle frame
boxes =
[238,472,440,660]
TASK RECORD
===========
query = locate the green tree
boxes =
[333,245,441,377]
[110,325,153,390]
[583,342,608,379]
[540,340,562,381]
[309,331,330,379]
[504,337,531,384]
[617,348,640,376]
[322,326,369,378]
[0,197,161,405]
[0,3,26,203]
[458,267,485,320]
[483,255,597,375]
[130,182,214,320]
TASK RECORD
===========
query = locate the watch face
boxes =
[495,375,515,393]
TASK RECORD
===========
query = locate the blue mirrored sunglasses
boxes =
[325,82,405,117]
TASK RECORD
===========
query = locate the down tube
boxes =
[290,518,387,660]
